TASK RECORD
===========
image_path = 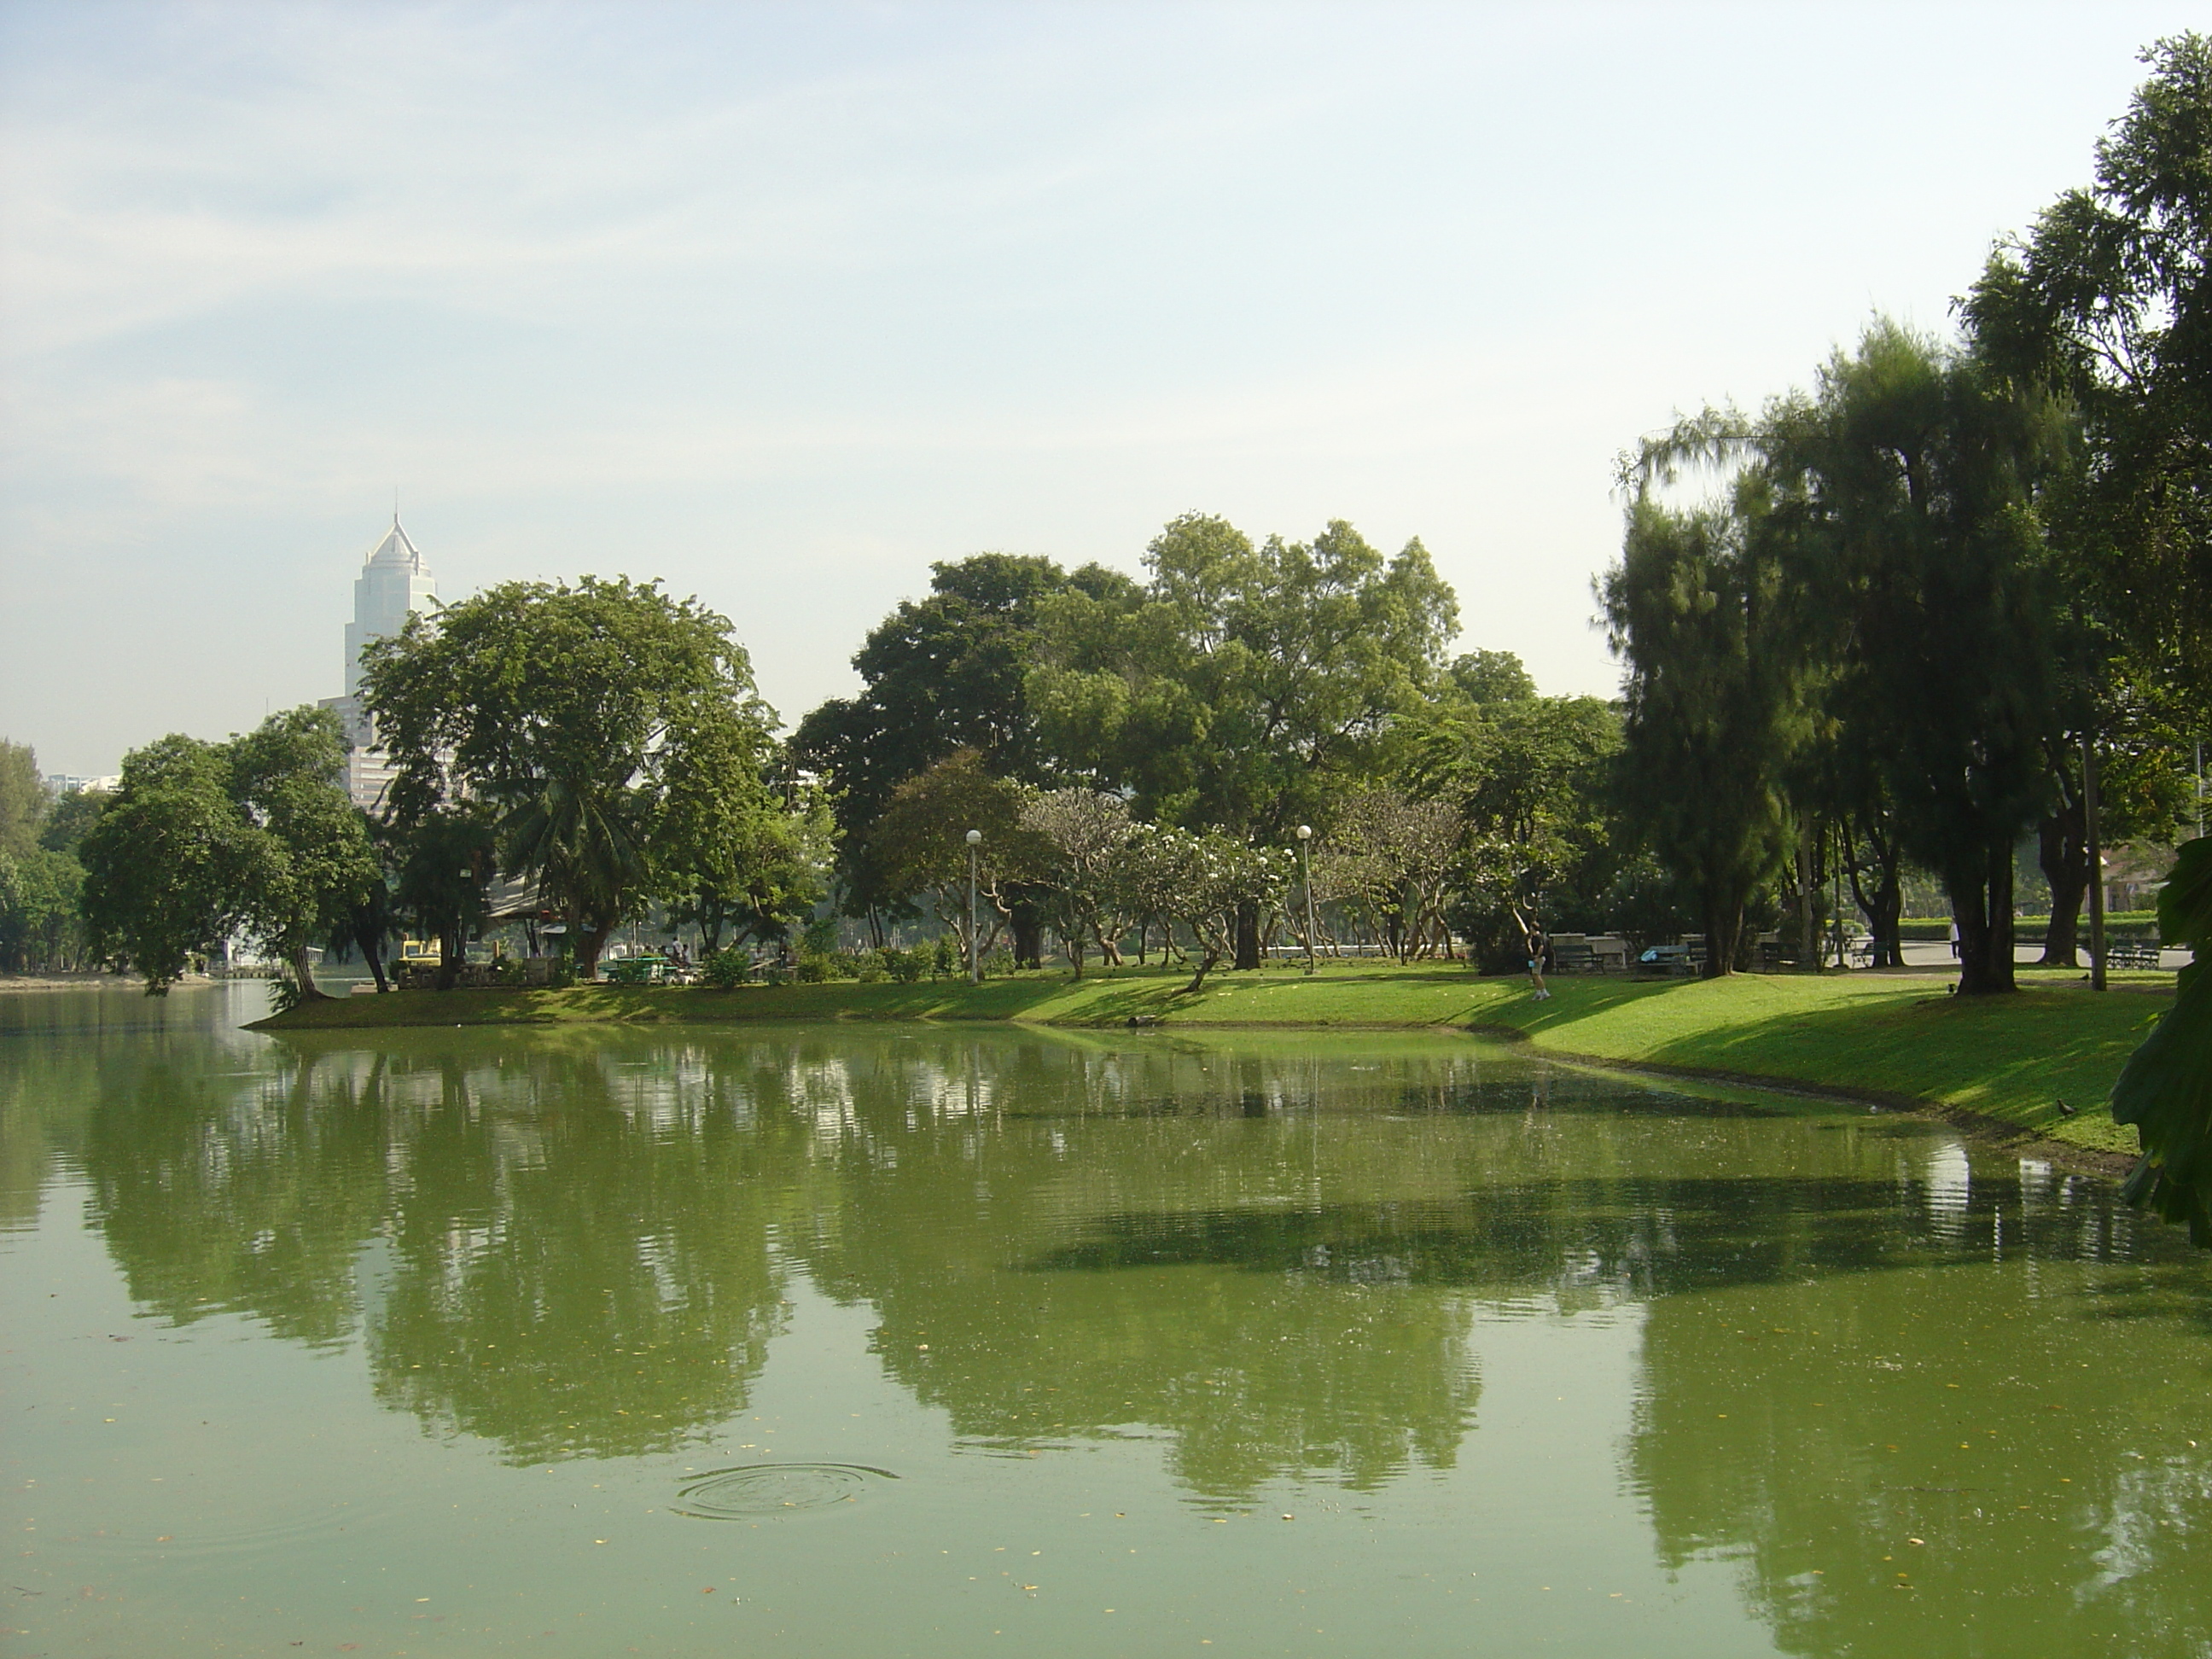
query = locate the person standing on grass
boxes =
[1525,928,1550,1001]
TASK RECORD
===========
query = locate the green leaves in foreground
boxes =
[2111,835,2212,1243]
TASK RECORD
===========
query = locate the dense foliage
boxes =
[78,709,378,997]
[362,576,814,977]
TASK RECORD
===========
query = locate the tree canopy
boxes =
[362,576,790,976]
[792,554,1134,930]
[79,708,376,997]
[1028,515,1458,839]
[1966,32,2212,705]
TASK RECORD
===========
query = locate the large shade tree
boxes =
[1029,514,1458,967]
[363,576,783,978]
[1602,487,1805,978]
[1620,323,2069,992]
[864,750,1043,963]
[1965,32,2212,708]
[792,554,1136,937]
[1968,33,2212,1233]
[0,743,94,975]
[1401,657,1622,967]
[1767,324,2067,993]
[79,708,378,998]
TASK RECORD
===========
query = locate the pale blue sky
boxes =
[1,3,2195,774]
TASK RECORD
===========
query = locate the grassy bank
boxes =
[260,959,2174,1157]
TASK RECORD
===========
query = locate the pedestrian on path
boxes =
[1526,928,1550,1001]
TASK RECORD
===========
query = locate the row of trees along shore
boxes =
[1601,35,2212,1236]
[1,35,2208,1226]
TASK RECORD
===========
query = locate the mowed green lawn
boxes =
[265,960,2176,1156]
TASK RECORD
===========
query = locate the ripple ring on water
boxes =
[672,1462,896,1519]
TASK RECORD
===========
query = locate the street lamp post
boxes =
[2083,736,2107,992]
[966,829,982,985]
[1295,824,1316,975]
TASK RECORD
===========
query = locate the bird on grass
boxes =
[2056,1098,2078,1118]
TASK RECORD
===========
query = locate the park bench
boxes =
[2104,940,2165,969]
[1550,934,1595,974]
[1634,943,1697,975]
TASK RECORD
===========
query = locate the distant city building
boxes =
[2100,843,2174,915]
[319,516,439,811]
[43,773,119,797]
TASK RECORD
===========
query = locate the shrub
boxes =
[881,946,928,983]
[701,947,751,989]
[981,947,1015,979]
[932,934,962,979]
[794,951,836,983]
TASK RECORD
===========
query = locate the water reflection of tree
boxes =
[365,1039,800,1464]
[80,1031,801,1464]
[84,1048,390,1345]
[778,1033,1503,1502]
[81,1012,2209,1566]
[2,985,271,1234]
[1627,1164,2212,1656]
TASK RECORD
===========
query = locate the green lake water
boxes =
[4,983,2211,1657]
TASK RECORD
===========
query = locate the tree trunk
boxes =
[1796,824,1817,970]
[573,913,609,979]
[436,917,463,992]
[1952,841,2018,995]
[1866,864,1902,968]
[1699,896,1740,979]
[1843,821,1905,968]
[1234,903,1260,971]
[288,942,331,1002]
[1988,841,2017,992]
[1184,949,1221,994]
[2037,798,2087,968]
[1011,906,1044,970]
[1948,868,1988,993]
[1065,935,1085,980]
[363,929,388,993]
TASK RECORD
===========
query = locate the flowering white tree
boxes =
[1121,825,1293,992]
[1321,787,1460,959]
[1020,788,1137,978]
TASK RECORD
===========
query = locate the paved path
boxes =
[1889,939,2183,971]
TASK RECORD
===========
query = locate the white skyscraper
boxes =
[342,517,438,700]
[322,516,439,809]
